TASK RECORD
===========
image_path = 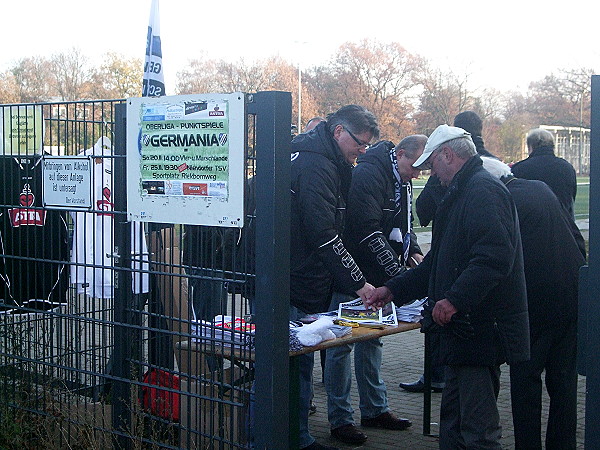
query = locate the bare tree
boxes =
[314,39,419,140]
[524,68,592,128]
[557,67,592,127]
[50,48,91,101]
[177,56,283,94]
[0,70,20,104]
[10,57,54,102]
[414,64,474,135]
[88,52,143,99]
[176,55,322,131]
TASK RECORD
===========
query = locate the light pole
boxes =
[580,89,584,175]
[293,41,309,132]
[298,61,302,132]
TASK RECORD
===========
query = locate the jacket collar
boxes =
[528,146,555,157]
[438,155,483,209]
[291,121,345,166]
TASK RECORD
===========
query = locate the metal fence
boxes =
[0,93,292,449]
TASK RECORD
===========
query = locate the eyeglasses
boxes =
[344,127,370,149]
[420,149,441,171]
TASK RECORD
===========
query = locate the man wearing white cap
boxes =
[366,125,530,449]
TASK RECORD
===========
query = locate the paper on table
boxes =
[338,298,398,326]
[395,298,427,323]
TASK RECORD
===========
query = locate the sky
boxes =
[2,0,598,95]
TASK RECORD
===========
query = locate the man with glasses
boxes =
[366,124,530,449]
[290,105,379,450]
[324,135,427,445]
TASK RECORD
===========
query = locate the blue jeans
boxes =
[325,292,388,429]
[290,306,317,448]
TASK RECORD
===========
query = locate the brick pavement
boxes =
[308,324,586,449]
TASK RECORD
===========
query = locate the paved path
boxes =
[308,328,586,449]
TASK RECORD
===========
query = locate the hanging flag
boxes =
[142,0,165,97]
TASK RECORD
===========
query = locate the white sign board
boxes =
[126,93,245,227]
[42,156,93,209]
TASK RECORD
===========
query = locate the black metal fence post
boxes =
[584,75,600,448]
[248,91,292,449]
[112,103,134,449]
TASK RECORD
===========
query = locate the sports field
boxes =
[412,176,590,232]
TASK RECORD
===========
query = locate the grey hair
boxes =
[395,135,428,159]
[327,105,380,141]
[304,117,325,132]
[443,136,477,159]
[481,156,512,179]
[527,128,555,151]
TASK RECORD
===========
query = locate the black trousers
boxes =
[440,364,502,450]
[509,320,578,450]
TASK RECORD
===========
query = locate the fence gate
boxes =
[0,92,292,449]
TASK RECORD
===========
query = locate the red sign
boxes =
[183,183,208,195]
[9,208,46,227]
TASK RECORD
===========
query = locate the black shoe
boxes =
[301,441,340,450]
[330,423,368,445]
[361,411,412,430]
[309,401,317,415]
[399,379,444,393]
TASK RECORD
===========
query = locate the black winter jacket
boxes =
[503,176,585,335]
[290,122,365,313]
[511,147,577,219]
[345,141,422,287]
[386,156,530,366]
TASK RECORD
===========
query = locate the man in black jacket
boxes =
[366,124,530,449]
[324,136,426,445]
[290,105,379,450]
[402,111,497,393]
[416,110,496,227]
[512,127,577,219]
[482,156,585,450]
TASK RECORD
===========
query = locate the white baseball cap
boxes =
[412,124,473,168]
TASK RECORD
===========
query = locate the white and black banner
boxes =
[142,0,165,97]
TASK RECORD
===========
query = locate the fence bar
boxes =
[248,91,292,449]
[112,103,133,449]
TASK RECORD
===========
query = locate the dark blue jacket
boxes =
[511,146,577,219]
[503,176,585,335]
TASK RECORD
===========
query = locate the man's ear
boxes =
[333,124,343,141]
[441,146,452,163]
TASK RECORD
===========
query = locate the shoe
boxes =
[361,411,412,430]
[330,423,368,445]
[301,441,340,450]
[399,379,444,393]
[309,401,317,415]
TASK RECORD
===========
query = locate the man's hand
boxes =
[432,298,457,325]
[409,253,424,268]
[364,286,393,311]
[356,282,375,306]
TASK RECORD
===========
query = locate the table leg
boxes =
[423,332,432,436]
[289,355,300,448]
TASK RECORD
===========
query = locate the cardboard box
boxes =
[179,378,250,449]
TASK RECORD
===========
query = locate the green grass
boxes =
[576,177,589,220]
[411,176,589,228]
